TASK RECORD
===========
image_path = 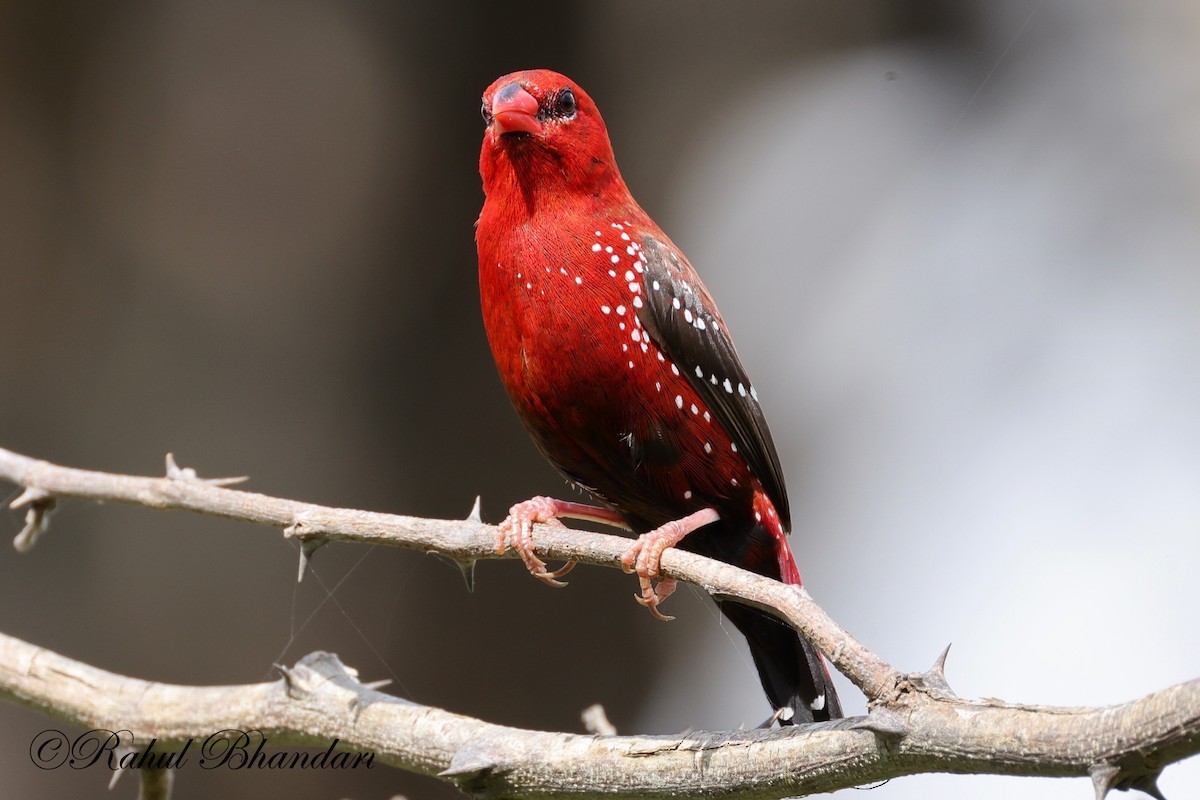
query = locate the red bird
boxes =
[476,69,841,724]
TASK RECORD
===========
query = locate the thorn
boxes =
[850,708,909,738]
[165,453,248,487]
[13,493,56,553]
[108,761,126,790]
[108,740,138,789]
[1090,763,1121,800]
[922,643,954,693]
[10,486,50,509]
[276,662,316,696]
[439,747,501,778]
[582,704,617,735]
[455,558,477,592]
[759,705,797,727]
[931,643,952,677]
[296,536,327,582]
[1130,772,1168,800]
[362,678,392,691]
[428,551,479,592]
[449,497,485,591]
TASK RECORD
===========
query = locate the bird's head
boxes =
[479,69,622,211]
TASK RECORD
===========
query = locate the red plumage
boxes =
[476,69,841,724]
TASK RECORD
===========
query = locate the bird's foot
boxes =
[619,507,721,621]
[496,496,578,587]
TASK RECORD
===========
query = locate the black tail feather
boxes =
[718,600,842,724]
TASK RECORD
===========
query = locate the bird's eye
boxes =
[556,88,577,118]
[481,100,492,125]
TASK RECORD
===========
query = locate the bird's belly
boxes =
[490,281,755,531]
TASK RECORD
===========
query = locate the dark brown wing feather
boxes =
[634,235,791,531]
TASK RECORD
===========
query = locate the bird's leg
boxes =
[620,507,721,621]
[497,496,631,588]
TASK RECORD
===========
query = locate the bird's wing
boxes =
[635,235,790,530]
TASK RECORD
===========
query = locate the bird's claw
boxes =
[496,496,577,588]
[621,533,678,621]
[633,577,677,622]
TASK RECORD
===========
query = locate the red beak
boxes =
[491,82,540,136]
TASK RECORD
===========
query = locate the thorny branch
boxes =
[0,446,1197,799]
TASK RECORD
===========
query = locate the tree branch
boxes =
[1,446,1197,798]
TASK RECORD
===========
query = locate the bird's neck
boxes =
[480,145,632,229]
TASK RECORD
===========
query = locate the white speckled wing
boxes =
[634,234,791,531]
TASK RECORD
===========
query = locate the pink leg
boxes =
[497,496,630,587]
[620,507,720,621]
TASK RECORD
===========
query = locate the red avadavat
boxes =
[476,69,840,724]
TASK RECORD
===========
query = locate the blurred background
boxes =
[2,1,1198,797]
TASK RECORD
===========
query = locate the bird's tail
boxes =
[718,599,842,724]
[719,498,841,725]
